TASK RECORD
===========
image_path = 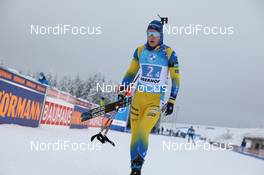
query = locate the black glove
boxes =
[118,91,125,101]
[165,102,174,116]
[117,85,124,100]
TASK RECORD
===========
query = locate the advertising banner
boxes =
[0,67,46,127]
[70,105,89,129]
[41,96,74,126]
[110,106,130,132]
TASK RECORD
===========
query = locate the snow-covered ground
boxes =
[0,124,263,175]
[161,122,264,146]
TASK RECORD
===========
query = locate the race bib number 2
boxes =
[142,65,162,79]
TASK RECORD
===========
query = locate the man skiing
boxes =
[187,126,195,144]
[119,18,180,175]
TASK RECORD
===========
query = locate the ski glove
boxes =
[165,102,174,116]
[118,91,125,101]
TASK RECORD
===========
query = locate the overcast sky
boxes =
[0,0,263,128]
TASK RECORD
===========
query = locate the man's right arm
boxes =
[121,47,142,87]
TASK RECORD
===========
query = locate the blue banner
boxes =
[110,106,130,132]
[0,80,46,127]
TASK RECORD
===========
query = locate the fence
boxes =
[0,66,129,130]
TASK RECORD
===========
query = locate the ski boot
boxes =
[130,169,141,175]
[130,155,144,175]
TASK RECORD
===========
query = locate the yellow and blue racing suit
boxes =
[121,44,180,163]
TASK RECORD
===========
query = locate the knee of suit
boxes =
[130,106,160,149]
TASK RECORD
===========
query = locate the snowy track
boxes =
[0,125,263,175]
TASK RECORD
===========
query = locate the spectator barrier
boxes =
[0,66,130,131]
[0,67,46,127]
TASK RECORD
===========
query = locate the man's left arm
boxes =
[164,48,180,116]
[168,49,180,104]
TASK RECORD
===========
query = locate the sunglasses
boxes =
[147,31,160,37]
